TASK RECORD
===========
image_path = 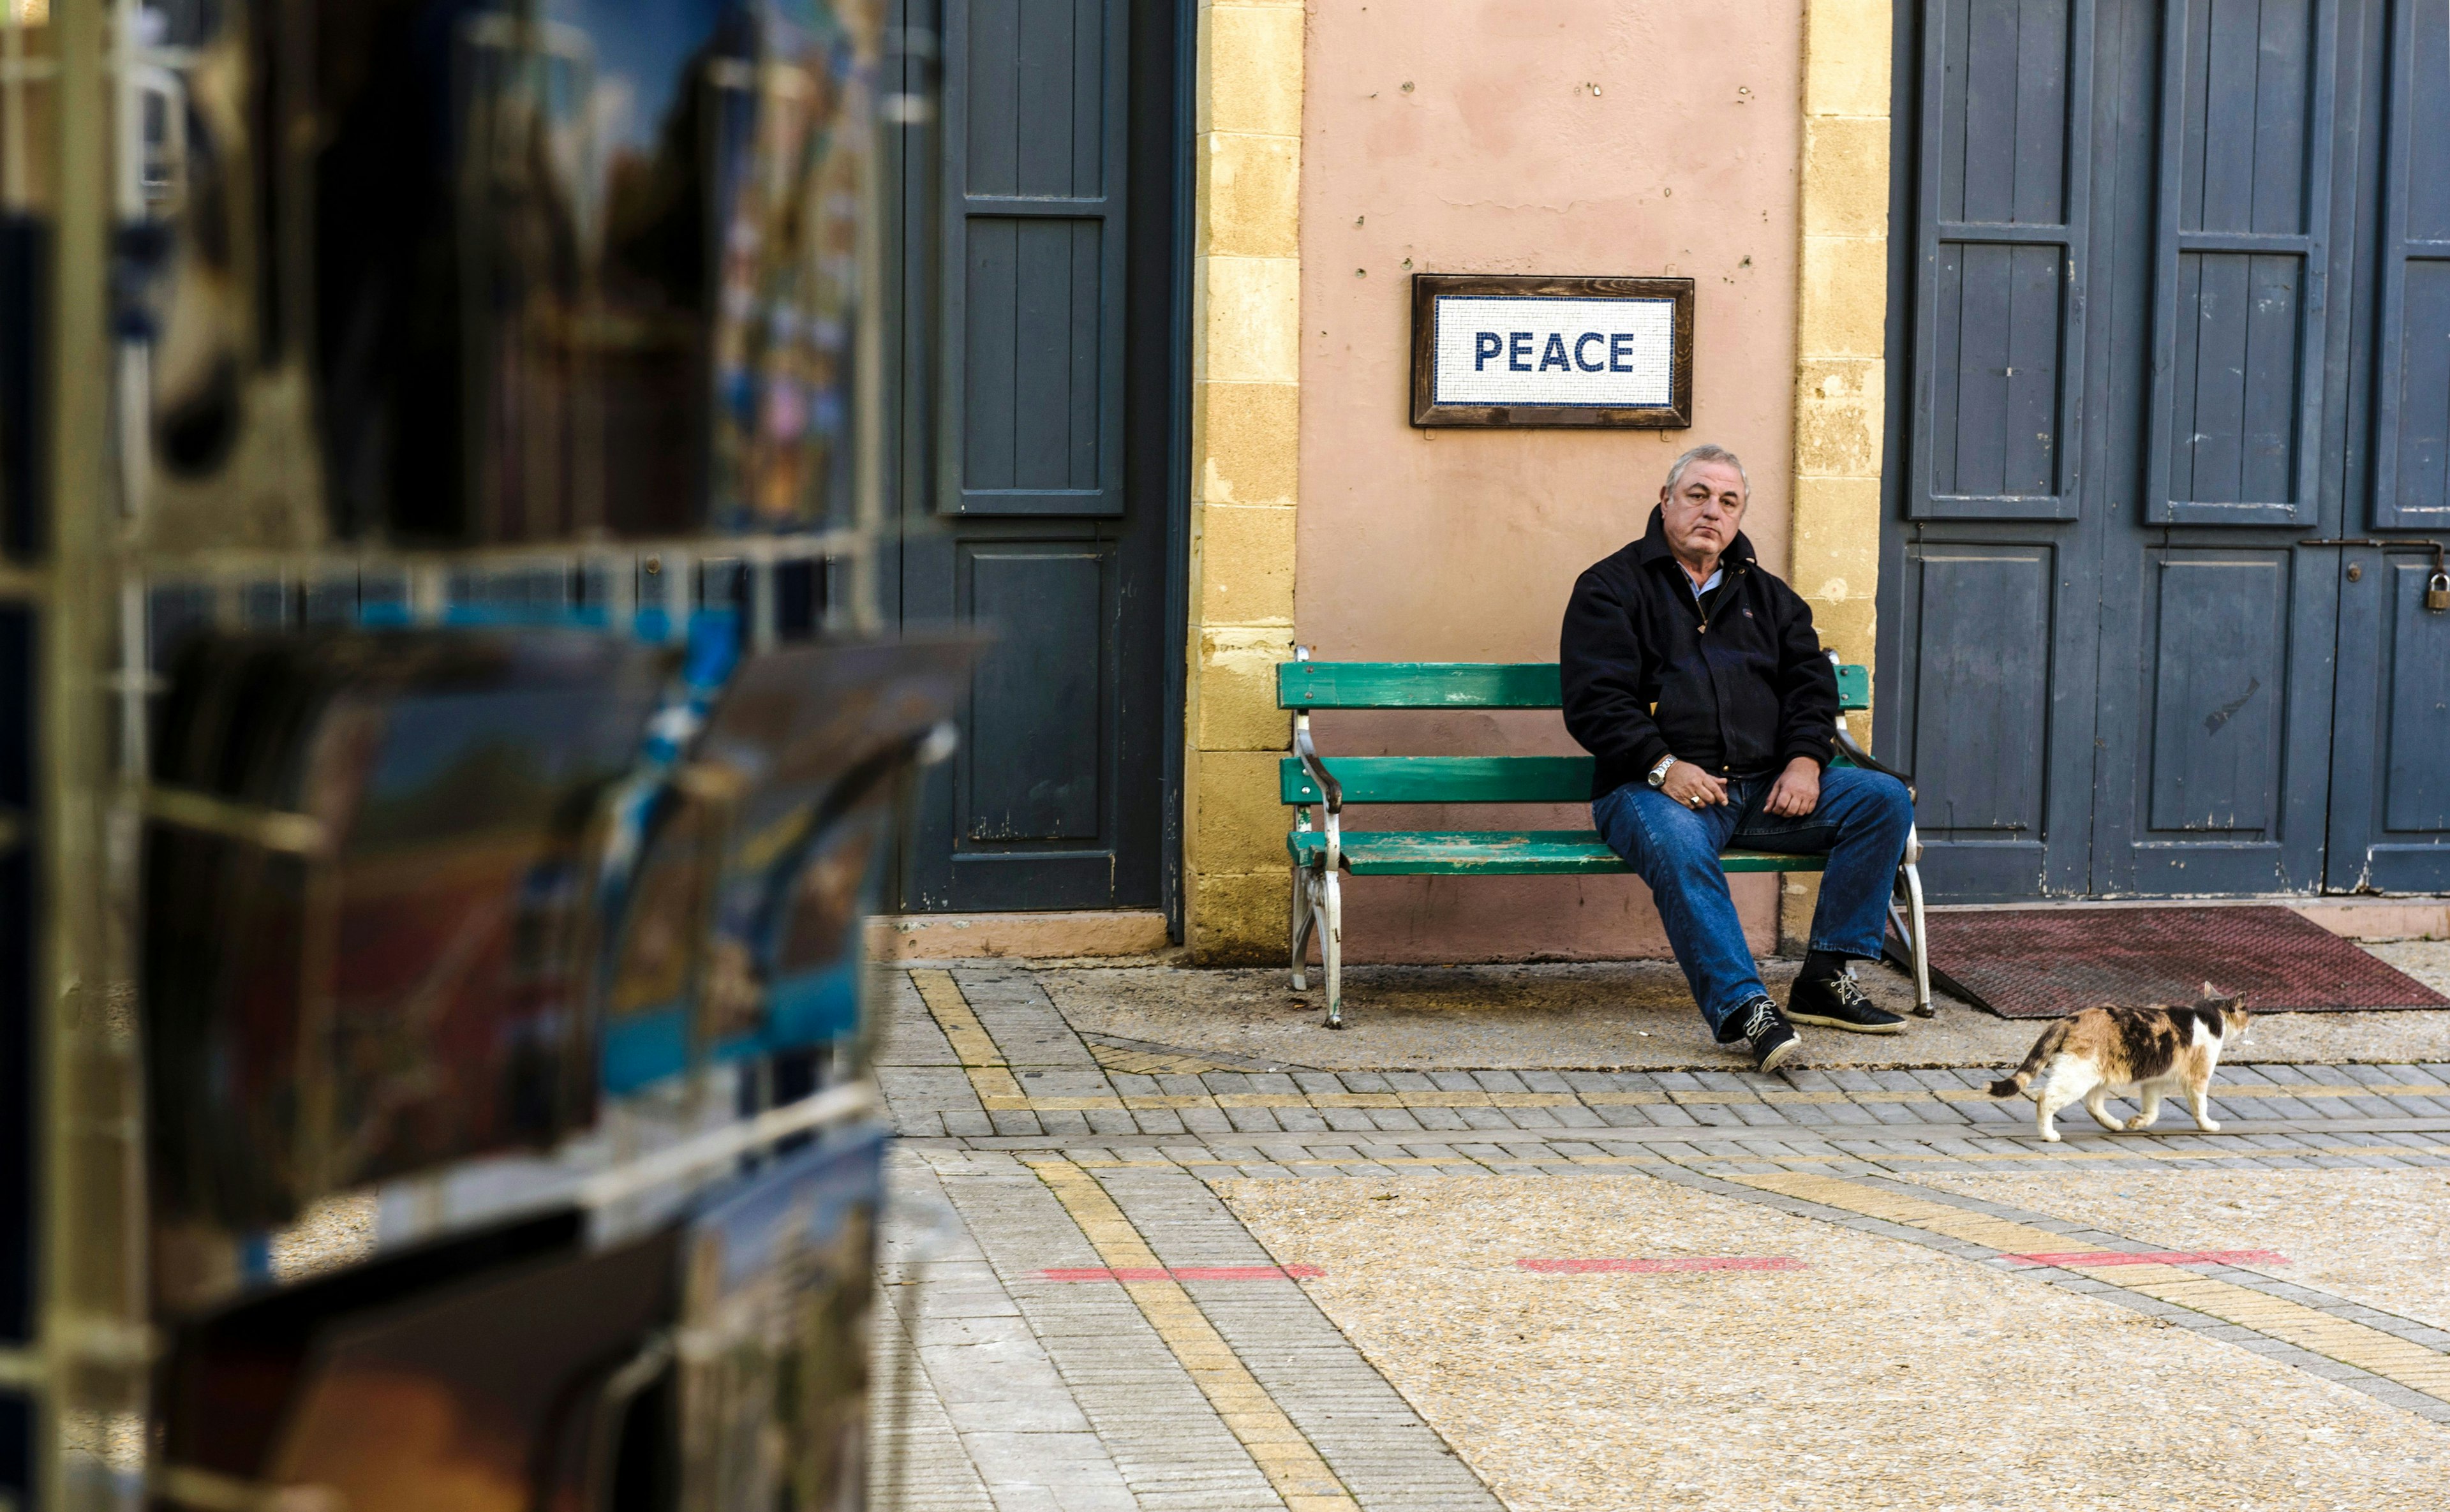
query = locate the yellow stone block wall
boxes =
[1785,0,1892,949]
[1184,0,1303,961]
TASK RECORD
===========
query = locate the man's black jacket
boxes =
[1559,508,1840,801]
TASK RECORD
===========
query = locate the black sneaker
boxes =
[1725,997,1800,1072]
[1786,970,1906,1035]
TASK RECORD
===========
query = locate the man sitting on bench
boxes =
[1561,443,1915,1071]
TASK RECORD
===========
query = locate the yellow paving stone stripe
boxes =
[958,1146,2440,1179]
[1025,1157,1361,1512]
[910,968,1004,1066]
[1729,1172,2078,1251]
[908,969,1030,1112]
[1725,1171,2450,1405]
[929,1079,2450,1118]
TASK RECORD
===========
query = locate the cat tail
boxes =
[1988,1021,2068,1098]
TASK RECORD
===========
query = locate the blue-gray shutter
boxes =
[2141,0,2338,525]
[1908,0,2095,521]
[937,0,1128,515]
[2370,0,2450,526]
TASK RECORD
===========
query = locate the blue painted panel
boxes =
[2167,252,2306,504]
[964,545,1106,841]
[962,218,1106,493]
[2373,0,2450,523]
[2146,556,2289,833]
[1934,0,2073,225]
[2178,0,2315,235]
[1931,243,2067,498]
[2143,0,2331,524]
[964,0,1107,198]
[1908,548,2052,836]
[941,0,1126,515]
[1912,0,2091,520]
[2390,263,2450,516]
[2382,560,2450,830]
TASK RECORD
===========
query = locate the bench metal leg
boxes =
[1901,861,1932,1016]
[1319,868,1345,1030]
[1289,861,1317,991]
[1887,862,1934,1018]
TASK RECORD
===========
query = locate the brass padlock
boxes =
[2429,571,2450,612]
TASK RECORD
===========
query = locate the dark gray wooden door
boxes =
[2324,0,2450,889]
[894,0,1178,913]
[1882,0,2450,900]
[1885,0,2109,900]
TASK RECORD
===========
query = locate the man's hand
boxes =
[1763,755,1822,817]
[1659,760,1729,810]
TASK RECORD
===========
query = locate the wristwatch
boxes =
[1646,755,1677,788]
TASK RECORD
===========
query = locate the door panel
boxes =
[2164,253,2307,507]
[940,0,1127,517]
[1928,244,2070,500]
[2381,559,2450,832]
[963,544,1108,843]
[1910,0,2094,521]
[1894,544,2062,897]
[2370,0,2450,525]
[2144,0,2335,526]
[2142,554,2289,836]
[2330,547,2450,891]
[961,218,1108,500]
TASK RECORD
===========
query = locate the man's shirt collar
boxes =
[1634,505,1757,574]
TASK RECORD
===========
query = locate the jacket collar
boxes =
[1633,505,1757,574]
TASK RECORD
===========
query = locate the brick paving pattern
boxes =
[869,966,2450,1508]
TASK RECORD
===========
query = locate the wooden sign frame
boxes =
[1409,273,1695,429]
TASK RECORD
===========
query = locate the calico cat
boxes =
[1987,984,2250,1142]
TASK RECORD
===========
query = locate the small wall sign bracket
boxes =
[1409,273,1695,429]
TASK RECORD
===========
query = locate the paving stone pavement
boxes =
[868,965,2450,1509]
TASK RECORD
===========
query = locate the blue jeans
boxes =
[1592,766,1913,1039]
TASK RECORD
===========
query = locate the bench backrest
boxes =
[1277,660,1870,807]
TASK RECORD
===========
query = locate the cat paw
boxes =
[2038,1128,2061,1143]
[2196,1119,2221,1132]
[2122,1115,2148,1130]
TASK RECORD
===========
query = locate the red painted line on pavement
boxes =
[2001,1249,2291,1269]
[1516,1256,1808,1274]
[1036,1264,1326,1282]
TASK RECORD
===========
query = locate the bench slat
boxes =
[1286,750,1883,807]
[1281,755,1592,804]
[1279,662,1562,709]
[1281,659,1871,712]
[1288,829,1830,876]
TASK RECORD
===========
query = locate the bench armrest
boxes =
[1288,651,1343,871]
[1293,720,1344,814]
[1832,725,1913,793]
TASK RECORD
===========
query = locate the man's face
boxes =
[1658,459,1747,560]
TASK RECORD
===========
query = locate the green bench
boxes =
[1279,650,1929,1028]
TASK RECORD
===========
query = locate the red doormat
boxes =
[1913,905,2450,1019]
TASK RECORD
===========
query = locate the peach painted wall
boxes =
[1298,0,1805,962]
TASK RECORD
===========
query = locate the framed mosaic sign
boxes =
[1409,274,1695,428]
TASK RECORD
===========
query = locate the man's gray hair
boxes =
[1665,443,1749,500]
